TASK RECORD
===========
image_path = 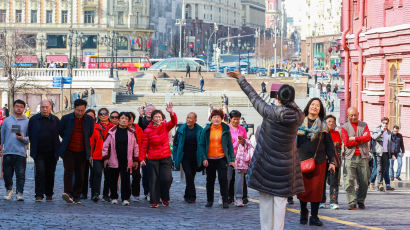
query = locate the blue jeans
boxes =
[3,154,27,193]
[130,84,134,94]
[370,155,391,186]
[390,154,403,178]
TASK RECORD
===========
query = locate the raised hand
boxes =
[138,106,144,117]
[227,71,242,79]
[166,102,174,114]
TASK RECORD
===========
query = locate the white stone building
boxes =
[241,0,265,28]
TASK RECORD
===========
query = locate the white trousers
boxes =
[259,192,287,230]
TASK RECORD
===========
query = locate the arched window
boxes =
[185,4,192,19]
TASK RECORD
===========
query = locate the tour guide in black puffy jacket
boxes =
[228,70,305,230]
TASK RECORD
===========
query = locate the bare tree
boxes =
[0,30,37,109]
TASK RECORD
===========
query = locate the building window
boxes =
[16,10,22,23]
[46,10,53,23]
[116,36,128,50]
[82,35,97,49]
[135,12,139,25]
[0,10,5,23]
[31,10,37,23]
[84,11,95,24]
[46,35,67,49]
[61,10,68,23]
[117,11,124,25]
[185,4,192,19]
[210,14,213,20]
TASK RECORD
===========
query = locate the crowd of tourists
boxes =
[0,70,406,229]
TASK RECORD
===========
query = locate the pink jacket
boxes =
[235,140,254,170]
[102,126,139,169]
[229,124,248,156]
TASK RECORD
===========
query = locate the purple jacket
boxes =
[102,126,139,169]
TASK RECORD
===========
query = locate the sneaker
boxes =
[391,177,395,181]
[386,186,395,191]
[35,196,43,202]
[369,184,375,190]
[111,199,118,205]
[396,177,402,181]
[73,198,82,204]
[235,199,244,207]
[4,189,13,200]
[62,193,74,204]
[218,196,223,205]
[358,202,365,209]
[92,196,99,202]
[162,200,169,207]
[151,203,159,208]
[103,196,111,202]
[378,186,385,192]
[329,204,339,210]
[46,196,53,202]
[133,196,140,201]
[122,200,130,206]
[319,203,326,209]
[16,193,24,201]
[145,195,150,202]
[243,198,249,205]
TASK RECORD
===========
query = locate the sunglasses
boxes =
[99,112,109,116]
[110,116,119,119]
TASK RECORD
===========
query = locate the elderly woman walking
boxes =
[199,109,235,209]
[228,71,305,230]
[297,98,335,226]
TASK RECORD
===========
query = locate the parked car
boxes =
[256,68,268,77]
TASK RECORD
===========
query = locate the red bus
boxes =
[86,56,152,72]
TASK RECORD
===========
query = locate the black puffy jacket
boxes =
[237,76,305,197]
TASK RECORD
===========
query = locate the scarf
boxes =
[297,117,329,141]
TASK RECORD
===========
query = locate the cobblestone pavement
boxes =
[0,162,408,230]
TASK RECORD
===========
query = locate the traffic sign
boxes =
[63,77,72,84]
[52,77,62,84]
[52,83,61,88]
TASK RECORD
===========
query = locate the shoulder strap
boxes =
[313,132,323,158]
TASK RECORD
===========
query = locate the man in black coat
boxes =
[59,99,94,204]
[28,100,60,202]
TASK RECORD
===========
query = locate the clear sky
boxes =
[284,0,306,27]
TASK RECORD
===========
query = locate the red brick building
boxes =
[339,0,410,149]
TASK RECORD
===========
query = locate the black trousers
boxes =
[148,157,173,204]
[377,152,389,186]
[102,167,110,198]
[206,158,228,203]
[182,158,197,201]
[142,164,150,196]
[90,159,104,197]
[131,165,142,197]
[34,155,57,198]
[81,161,91,197]
[63,151,86,199]
[108,167,131,201]
[301,201,320,218]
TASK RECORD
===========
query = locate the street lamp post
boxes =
[93,34,100,68]
[238,36,241,71]
[38,34,46,68]
[247,43,251,74]
[79,33,87,68]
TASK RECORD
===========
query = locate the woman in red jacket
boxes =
[140,103,177,208]
[89,108,114,202]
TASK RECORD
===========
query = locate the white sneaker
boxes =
[122,200,130,206]
[218,196,223,205]
[329,204,340,210]
[111,199,118,205]
[4,190,13,200]
[235,198,244,207]
[133,196,140,201]
[16,193,24,201]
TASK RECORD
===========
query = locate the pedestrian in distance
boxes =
[199,109,235,209]
[197,65,202,76]
[172,77,179,95]
[370,117,394,191]
[341,107,371,210]
[127,112,144,201]
[129,77,135,95]
[179,77,185,95]
[1,99,29,201]
[389,125,405,181]
[59,99,95,204]
[2,104,9,118]
[200,76,205,93]
[228,70,305,230]
[186,63,191,78]
[152,76,157,93]
[28,100,60,202]
[320,115,342,210]
[172,112,203,204]
[102,112,139,206]
[139,103,177,208]
[297,98,335,227]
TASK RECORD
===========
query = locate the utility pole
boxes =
[280,3,284,69]
[178,0,185,58]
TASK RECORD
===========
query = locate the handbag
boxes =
[301,132,322,174]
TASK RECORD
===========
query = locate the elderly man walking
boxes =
[28,100,60,202]
[341,107,371,210]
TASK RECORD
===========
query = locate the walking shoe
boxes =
[46,196,53,202]
[111,199,118,205]
[319,203,326,209]
[133,195,140,201]
[103,196,111,202]
[378,186,385,192]
[151,203,159,208]
[299,211,309,225]
[162,200,169,207]
[16,193,24,201]
[329,204,339,210]
[287,197,294,205]
[218,196,223,205]
[222,202,229,209]
[309,216,323,226]
[235,199,244,207]
[243,198,249,205]
[358,202,365,209]
[4,190,13,200]
[73,198,82,204]
[391,177,395,181]
[62,193,74,204]
[92,196,99,202]
[396,177,402,181]
[145,195,150,202]
[205,202,213,208]
[122,200,130,206]
[348,204,358,210]
[369,184,375,190]
[35,196,43,202]
[386,186,395,191]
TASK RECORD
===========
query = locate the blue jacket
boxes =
[172,123,203,168]
[58,113,94,160]
[28,113,60,160]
